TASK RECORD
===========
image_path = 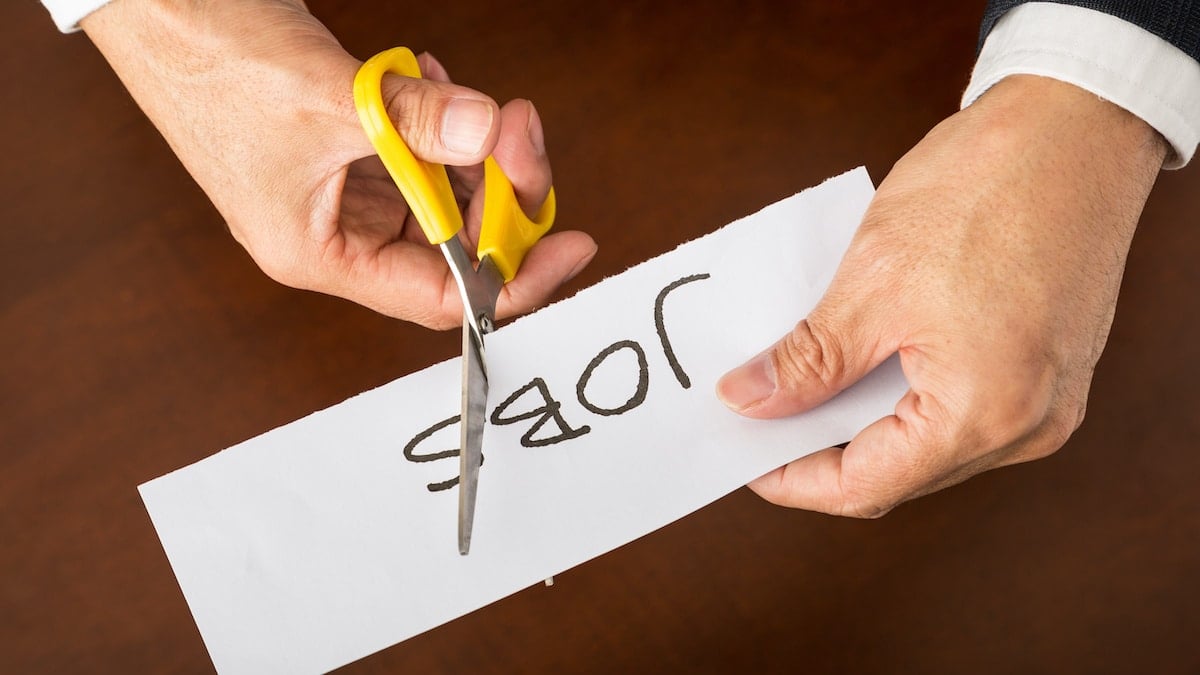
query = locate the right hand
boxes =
[82,0,596,329]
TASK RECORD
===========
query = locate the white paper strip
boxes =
[139,167,906,674]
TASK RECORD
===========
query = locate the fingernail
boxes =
[441,98,493,156]
[565,244,597,282]
[419,52,450,82]
[717,351,777,412]
[526,102,546,156]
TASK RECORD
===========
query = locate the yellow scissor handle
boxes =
[353,48,461,245]
[353,47,555,282]
[479,157,556,282]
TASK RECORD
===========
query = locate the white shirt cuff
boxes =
[41,0,112,33]
[963,2,1200,169]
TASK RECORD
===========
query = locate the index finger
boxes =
[747,388,948,518]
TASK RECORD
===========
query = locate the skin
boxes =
[81,0,597,330]
[80,2,1167,518]
[717,75,1167,517]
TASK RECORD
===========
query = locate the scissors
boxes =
[353,47,556,554]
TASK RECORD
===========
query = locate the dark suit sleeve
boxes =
[980,1,1200,61]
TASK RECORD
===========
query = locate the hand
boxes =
[81,0,596,329]
[717,75,1166,517]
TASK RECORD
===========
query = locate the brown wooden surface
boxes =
[4,1,1198,673]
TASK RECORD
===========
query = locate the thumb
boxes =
[346,66,501,166]
[716,310,892,419]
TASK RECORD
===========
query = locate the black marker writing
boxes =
[576,340,649,416]
[403,414,484,492]
[654,273,711,389]
[402,272,713,492]
[490,377,592,447]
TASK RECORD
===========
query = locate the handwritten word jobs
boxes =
[404,274,712,492]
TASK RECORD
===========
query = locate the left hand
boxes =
[716,75,1166,517]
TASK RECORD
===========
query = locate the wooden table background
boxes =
[4,1,1198,672]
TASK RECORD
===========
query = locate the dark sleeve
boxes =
[980,0,1200,61]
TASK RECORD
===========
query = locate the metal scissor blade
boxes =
[441,238,503,555]
[458,317,488,555]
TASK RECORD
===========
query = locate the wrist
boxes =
[970,75,1167,178]
[77,0,352,222]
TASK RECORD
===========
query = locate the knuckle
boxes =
[382,78,442,150]
[962,368,1054,453]
[842,499,893,520]
[962,369,1090,465]
[1015,426,1068,463]
[1034,399,1086,459]
[838,487,896,519]
[775,320,845,393]
[835,473,900,520]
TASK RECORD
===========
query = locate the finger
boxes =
[319,225,594,329]
[391,73,501,165]
[716,307,896,419]
[413,52,480,196]
[459,98,553,247]
[492,99,553,219]
[716,212,911,419]
[318,221,594,328]
[304,236,466,330]
[337,58,501,167]
[417,52,452,83]
[494,230,597,320]
[747,388,954,517]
